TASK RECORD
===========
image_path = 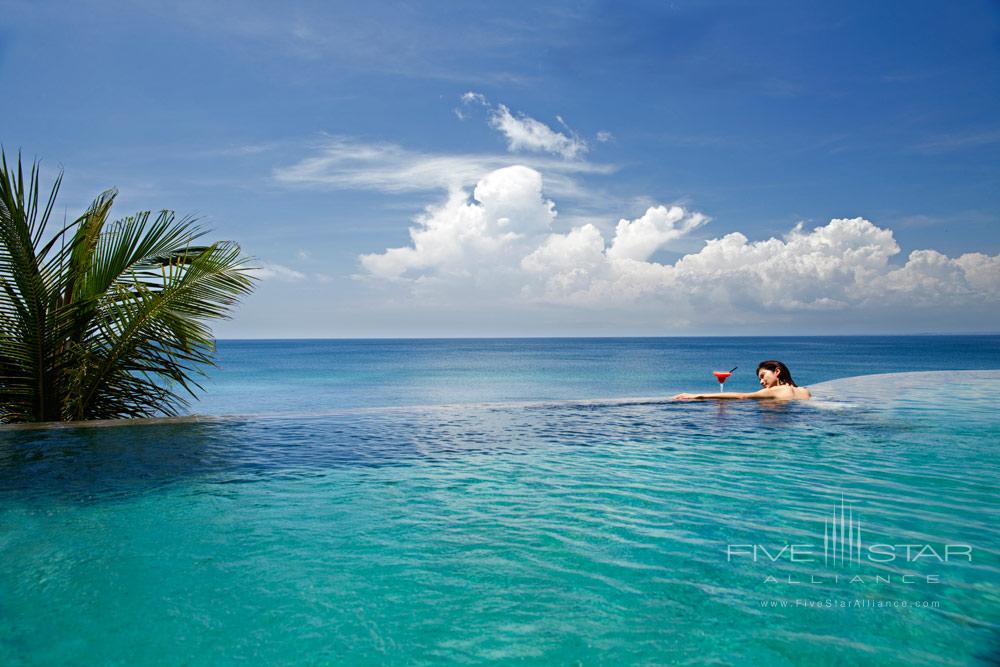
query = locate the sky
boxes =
[2,0,999,337]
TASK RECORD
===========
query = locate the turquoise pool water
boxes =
[1,367,998,665]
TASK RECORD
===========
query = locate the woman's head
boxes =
[757,360,797,388]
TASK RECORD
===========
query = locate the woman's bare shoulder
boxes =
[763,385,811,400]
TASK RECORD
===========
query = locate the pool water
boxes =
[1,369,998,665]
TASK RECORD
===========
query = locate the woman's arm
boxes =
[672,388,778,400]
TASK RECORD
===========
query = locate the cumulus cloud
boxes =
[955,252,1000,293]
[360,165,555,279]
[606,205,708,261]
[881,249,1000,305]
[359,166,1000,325]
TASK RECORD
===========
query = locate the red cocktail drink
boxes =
[713,371,732,392]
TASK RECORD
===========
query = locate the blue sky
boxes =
[2,0,999,336]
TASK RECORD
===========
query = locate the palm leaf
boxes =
[0,150,65,421]
[0,149,257,423]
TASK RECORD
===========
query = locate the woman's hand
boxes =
[672,393,700,400]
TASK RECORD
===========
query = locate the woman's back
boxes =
[769,384,811,400]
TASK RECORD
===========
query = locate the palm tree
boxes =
[0,151,256,423]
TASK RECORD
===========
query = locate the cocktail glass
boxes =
[713,371,732,392]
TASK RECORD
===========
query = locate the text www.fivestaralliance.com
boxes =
[760,599,940,609]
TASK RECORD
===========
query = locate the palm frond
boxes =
[0,150,257,423]
[68,239,255,420]
[0,149,65,421]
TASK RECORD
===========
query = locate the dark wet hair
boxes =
[757,360,797,386]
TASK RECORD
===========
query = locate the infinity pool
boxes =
[1,371,998,665]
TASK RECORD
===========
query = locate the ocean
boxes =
[192,335,1000,415]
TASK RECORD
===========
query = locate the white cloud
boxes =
[455,91,489,120]
[248,261,332,284]
[522,224,605,274]
[360,165,555,279]
[955,252,1000,294]
[461,91,488,106]
[606,205,708,261]
[881,249,1000,304]
[458,91,588,159]
[277,95,606,203]
[489,104,587,159]
[272,137,613,201]
[596,131,613,143]
[193,142,283,158]
[249,262,307,282]
[359,166,1000,325]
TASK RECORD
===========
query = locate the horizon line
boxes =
[211,332,1000,341]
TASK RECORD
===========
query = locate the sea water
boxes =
[192,336,1000,415]
[1,338,998,665]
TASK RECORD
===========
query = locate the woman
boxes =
[672,360,811,401]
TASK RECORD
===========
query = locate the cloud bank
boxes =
[359,165,1000,328]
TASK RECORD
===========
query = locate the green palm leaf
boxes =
[0,149,257,423]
